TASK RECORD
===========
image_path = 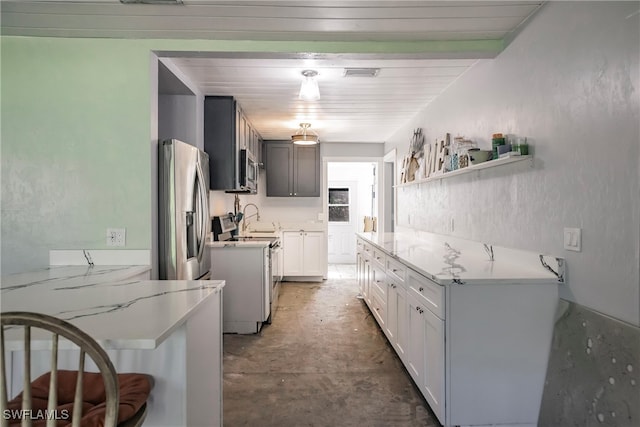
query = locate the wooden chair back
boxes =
[0,311,119,427]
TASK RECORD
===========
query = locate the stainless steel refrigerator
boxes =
[159,139,211,280]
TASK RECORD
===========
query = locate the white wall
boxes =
[385,2,640,326]
[322,142,384,158]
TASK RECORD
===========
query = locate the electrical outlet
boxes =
[106,228,126,247]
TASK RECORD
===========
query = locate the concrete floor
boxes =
[223,266,440,426]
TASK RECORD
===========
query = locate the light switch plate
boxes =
[563,227,581,252]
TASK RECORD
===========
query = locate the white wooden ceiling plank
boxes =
[0,25,510,42]
[1,1,541,20]
[199,82,451,90]
[185,68,470,81]
[173,57,478,68]
[3,12,525,33]
[183,1,537,7]
[191,64,474,72]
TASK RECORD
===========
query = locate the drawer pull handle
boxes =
[419,286,424,292]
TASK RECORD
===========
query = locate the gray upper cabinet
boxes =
[265,142,320,197]
[204,96,261,191]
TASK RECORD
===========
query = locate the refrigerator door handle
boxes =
[195,162,208,262]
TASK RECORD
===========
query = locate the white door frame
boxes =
[322,157,383,266]
[327,180,358,263]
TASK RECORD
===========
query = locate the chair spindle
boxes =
[46,333,59,427]
[1,326,8,427]
[21,326,31,427]
[71,350,85,427]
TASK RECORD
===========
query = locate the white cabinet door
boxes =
[356,246,365,295]
[385,283,398,343]
[407,293,426,386]
[283,231,324,276]
[395,285,409,363]
[423,307,445,424]
[302,231,324,276]
[283,231,304,275]
[357,243,369,298]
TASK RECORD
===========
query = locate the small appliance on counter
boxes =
[212,214,238,241]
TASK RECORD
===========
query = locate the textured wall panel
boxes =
[539,299,639,426]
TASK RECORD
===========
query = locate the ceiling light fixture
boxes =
[292,123,319,145]
[299,70,320,101]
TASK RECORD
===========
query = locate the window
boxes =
[328,188,350,222]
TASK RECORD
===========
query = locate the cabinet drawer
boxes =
[362,242,373,258]
[370,288,386,326]
[372,248,386,267]
[408,269,445,320]
[371,265,387,298]
[386,257,406,283]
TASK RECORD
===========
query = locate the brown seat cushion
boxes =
[6,370,152,427]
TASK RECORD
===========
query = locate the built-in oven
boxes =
[239,149,258,193]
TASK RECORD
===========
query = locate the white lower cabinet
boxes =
[283,230,324,277]
[357,236,558,427]
[393,284,409,362]
[357,241,373,303]
[406,290,445,422]
[369,264,387,326]
[407,291,426,385]
[422,301,445,423]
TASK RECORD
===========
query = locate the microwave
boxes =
[238,149,258,193]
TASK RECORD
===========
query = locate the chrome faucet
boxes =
[241,203,260,232]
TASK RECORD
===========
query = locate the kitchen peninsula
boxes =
[1,268,224,427]
[357,231,562,426]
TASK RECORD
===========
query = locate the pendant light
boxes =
[292,123,319,145]
[299,70,320,101]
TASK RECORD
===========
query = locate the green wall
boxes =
[0,35,501,274]
[2,37,154,274]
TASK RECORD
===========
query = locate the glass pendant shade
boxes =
[299,70,320,101]
[292,123,319,145]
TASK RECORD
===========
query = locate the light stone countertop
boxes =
[358,231,562,286]
[1,265,151,293]
[1,266,224,350]
[206,240,271,248]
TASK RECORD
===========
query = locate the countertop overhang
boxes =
[1,266,224,351]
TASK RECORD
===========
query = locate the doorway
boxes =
[326,162,377,264]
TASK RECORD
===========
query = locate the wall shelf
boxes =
[395,155,532,188]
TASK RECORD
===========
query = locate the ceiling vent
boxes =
[343,68,380,78]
